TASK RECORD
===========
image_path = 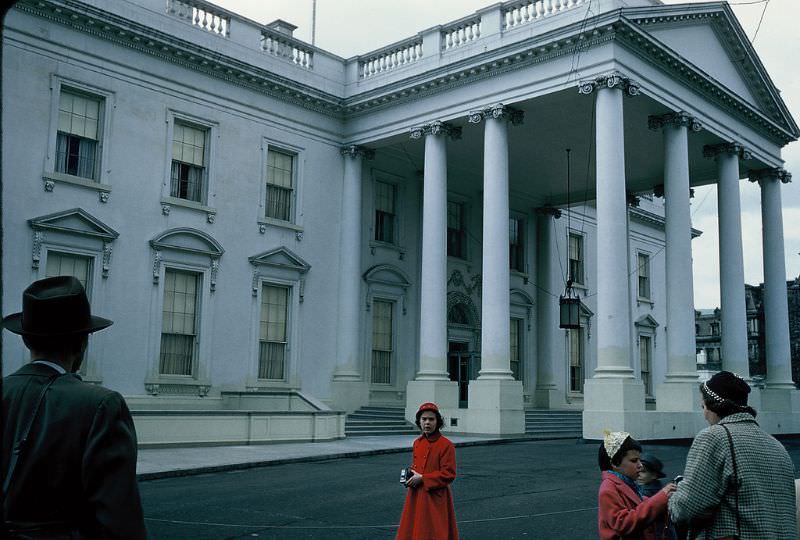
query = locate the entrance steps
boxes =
[525,409,583,438]
[345,406,419,437]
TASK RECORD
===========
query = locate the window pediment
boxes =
[29,208,118,241]
[510,288,534,307]
[249,247,310,274]
[635,314,659,329]
[363,264,410,288]
[150,227,224,257]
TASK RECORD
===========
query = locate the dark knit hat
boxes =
[639,453,666,479]
[702,371,750,406]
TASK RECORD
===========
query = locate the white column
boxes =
[331,146,373,412]
[405,122,460,421]
[579,73,645,440]
[535,207,562,407]
[465,104,524,435]
[649,113,701,410]
[752,168,794,392]
[705,143,749,377]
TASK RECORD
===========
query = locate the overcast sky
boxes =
[213,0,799,309]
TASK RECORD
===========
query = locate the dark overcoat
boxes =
[2,362,147,538]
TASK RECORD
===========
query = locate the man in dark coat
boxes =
[2,276,147,539]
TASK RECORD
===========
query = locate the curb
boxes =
[137,434,578,481]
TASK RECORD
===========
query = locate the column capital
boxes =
[340,145,375,159]
[748,167,792,184]
[534,205,562,218]
[578,72,640,97]
[648,111,702,132]
[410,120,462,140]
[702,142,752,161]
[467,103,524,126]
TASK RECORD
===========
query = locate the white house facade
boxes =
[3,0,797,445]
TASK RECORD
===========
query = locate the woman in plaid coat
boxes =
[668,371,797,540]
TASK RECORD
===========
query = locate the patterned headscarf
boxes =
[603,430,631,461]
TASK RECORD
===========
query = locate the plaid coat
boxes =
[668,412,796,540]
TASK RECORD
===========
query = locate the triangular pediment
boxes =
[151,228,224,257]
[29,208,118,240]
[249,246,309,273]
[635,314,659,329]
[627,5,798,137]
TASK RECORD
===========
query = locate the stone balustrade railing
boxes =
[441,14,482,50]
[261,28,314,69]
[503,0,585,29]
[166,0,230,37]
[358,36,423,79]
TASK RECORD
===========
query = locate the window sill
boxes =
[510,269,529,281]
[144,376,211,396]
[161,196,215,214]
[637,297,654,307]
[43,172,110,194]
[245,378,292,390]
[447,255,470,263]
[258,217,304,234]
[370,240,406,259]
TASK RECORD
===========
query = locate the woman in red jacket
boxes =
[396,402,458,540]
[598,431,676,540]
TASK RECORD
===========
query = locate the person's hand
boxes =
[661,482,677,498]
[406,469,423,488]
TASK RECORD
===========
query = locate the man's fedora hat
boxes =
[2,276,113,336]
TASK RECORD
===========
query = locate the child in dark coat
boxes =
[638,453,677,540]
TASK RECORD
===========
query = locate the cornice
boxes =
[13,0,344,117]
[409,120,462,140]
[629,206,702,239]
[748,167,792,184]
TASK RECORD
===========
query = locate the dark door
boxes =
[448,342,470,408]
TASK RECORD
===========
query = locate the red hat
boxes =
[417,402,439,414]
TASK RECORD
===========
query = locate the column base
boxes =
[760,387,795,413]
[330,379,369,414]
[582,378,645,439]
[534,385,567,409]
[655,381,700,412]
[464,379,525,435]
[405,380,459,424]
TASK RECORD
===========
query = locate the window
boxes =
[56,89,102,180]
[265,148,295,221]
[159,269,200,376]
[374,181,397,244]
[509,218,525,272]
[447,201,466,258]
[711,322,720,336]
[510,318,522,380]
[46,251,93,376]
[259,284,289,380]
[637,253,651,300]
[170,122,207,203]
[371,300,393,384]
[569,328,584,393]
[568,233,584,285]
[640,335,652,396]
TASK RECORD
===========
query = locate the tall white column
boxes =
[405,121,460,421]
[705,143,749,377]
[464,104,524,434]
[649,113,701,410]
[331,146,373,412]
[751,168,794,393]
[535,207,563,408]
[579,73,645,440]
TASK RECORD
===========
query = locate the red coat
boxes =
[598,471,670,540]
[396,432,458,540]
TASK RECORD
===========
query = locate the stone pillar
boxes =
[332,146,374,412]
[535,206,563,408]
[704,143,750,378]
[578,73,646,439]
[750,168,795,410]
[648,112,702,410]
[405,121,460,422]
[465,104,525,434]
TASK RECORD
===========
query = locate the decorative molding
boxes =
[32,231,45,269]
[44,180,55,192]
[249,246,311,300]
[206,212,216,224]
[702,142,752,160]
[648,111,702,132]
[447,290,480,329]
[102,242,113,278]
[259,223,267,234]
[295,230,304,242]
[578,71,640,96]
[409,120,462,140]
[748,167,792,184]
[363,264,411,314]
[340,145,376,159]
[152,250,161,284]
[99,191,110,203]
[150,227,224,286]
[467,103,524,125]
[447,269,481,298]
[161,204,171,216]
[210,259,219,292]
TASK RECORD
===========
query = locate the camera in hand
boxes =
[673,475,684,484]
[400,467,414,486]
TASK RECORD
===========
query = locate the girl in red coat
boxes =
[396,402,458,540]
[597,431,676,540]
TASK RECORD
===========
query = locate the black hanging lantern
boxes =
[559,280,582,329]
